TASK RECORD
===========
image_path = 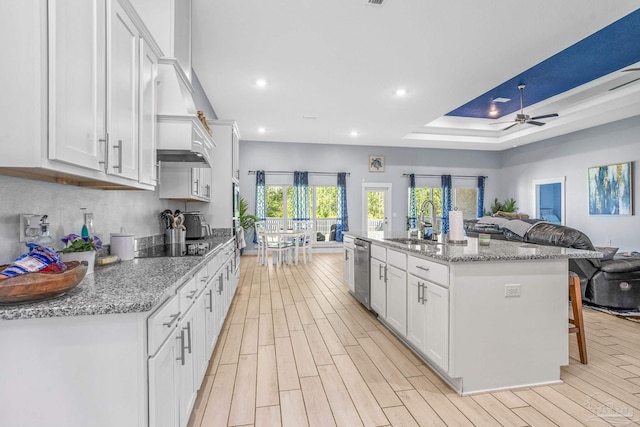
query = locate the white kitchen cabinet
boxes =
[1,0,159,190]
[138,36,158,186]
[159,166,211,202]
[386,264,407,336]
[199,120,241,229]
[148,330,179,427]
[107,0,139,180]
[343,236,355,293]
[406,274,426,352]
[193,285,208,388]
[370,256,387,318]
[425,281,449,372]
[176,303,197,427]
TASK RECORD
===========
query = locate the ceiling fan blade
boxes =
[527,120,546,126]
[489,121,516,125]
[530,113,558,120]
[502,123,519,131]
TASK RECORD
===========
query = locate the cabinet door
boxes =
[191,168,200,198]
[48,0,106,170]
[386,265,407,336]
[138,36,157,186]
[200,167,212,200]
[232,128,240,180]
[107,0,138,180]
[370,257,386,318]
[425,282,449,372]
[194,290,208,388]
[215,271,226,331]
[344,248,355,293]
[406,274,426,352]
[177,307,197,427]
[148,332,178,427]
[204,285,218,357]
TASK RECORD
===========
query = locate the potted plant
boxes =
[58,233,102,274]
[238,196,259,255]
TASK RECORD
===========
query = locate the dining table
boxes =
[262,229,306,265]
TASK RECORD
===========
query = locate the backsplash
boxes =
[0,175,183,264]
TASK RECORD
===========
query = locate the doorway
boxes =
[362,183,392,239]
[533,177,565,224]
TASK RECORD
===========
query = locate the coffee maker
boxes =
[183,212,211,239]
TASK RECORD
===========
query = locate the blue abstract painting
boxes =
[588,162,632,215]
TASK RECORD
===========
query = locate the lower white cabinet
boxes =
[370,256,386,317]
[424,281,449,372]
[344,247,355,293]
[385,265,407,336]
[176,303,197,427]
[407,274,427,352]
[148,328,179,427]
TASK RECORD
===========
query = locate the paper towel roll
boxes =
[448,210,465,242]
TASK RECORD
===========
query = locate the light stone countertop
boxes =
[347,232,602,263]
[0,237,234,321]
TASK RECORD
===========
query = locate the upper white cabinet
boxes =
[159,166,211,202]
[198,120,241,229]
[0,0,161,190]
[138,37,159,186]
[128,0,192,79]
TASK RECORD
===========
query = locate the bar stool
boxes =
[569,272,588,364]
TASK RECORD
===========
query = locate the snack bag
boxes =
[0,244,67,280]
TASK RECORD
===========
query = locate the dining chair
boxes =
[300,222,313,263]
[266,233,294,267]
[254,222,267,265]
[569,272,588,364]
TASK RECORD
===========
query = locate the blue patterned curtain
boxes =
[292,171,309,221]
[441,175,452,234]
[408,174,417,229]
[253,170,266,244]
[336,172,349,242]
[477,176,486,218]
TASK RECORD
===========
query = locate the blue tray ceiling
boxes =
[446,9,640,119]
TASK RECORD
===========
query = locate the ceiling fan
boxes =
[491,84,559,131]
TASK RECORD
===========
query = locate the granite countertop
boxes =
[0,236,234,321]
[347,232,602,263]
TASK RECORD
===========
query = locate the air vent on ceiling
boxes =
[367,0,384,6]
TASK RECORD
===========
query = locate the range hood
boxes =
[156,58,214,167]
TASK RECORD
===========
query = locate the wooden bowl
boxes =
[0,261,88,304]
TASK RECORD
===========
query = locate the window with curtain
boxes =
[264,184,339,243]
[253,170,266,243]
[292,171,310,221]
[408,174,417,229]
[336,172,348,242]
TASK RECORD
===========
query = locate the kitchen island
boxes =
[345,232,600,395]
[0,236,238,427]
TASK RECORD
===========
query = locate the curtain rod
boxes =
[403,173,487,179]
[248,170,350,176]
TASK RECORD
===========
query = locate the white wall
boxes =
[239,141,502,233]
[0,176,183,264]
[500,115,640,251]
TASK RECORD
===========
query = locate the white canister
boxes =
[110,233,135,260]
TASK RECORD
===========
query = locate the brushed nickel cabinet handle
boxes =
[112,140,123,173]
[176,330,185,365]
[162,312,181,328]
[416,265,430,272]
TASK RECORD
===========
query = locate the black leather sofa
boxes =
[465,218,640,310]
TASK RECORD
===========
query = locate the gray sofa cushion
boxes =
[600,258,640,273]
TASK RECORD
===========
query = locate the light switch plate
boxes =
[505,284,521,297]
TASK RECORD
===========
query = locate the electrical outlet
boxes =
[19,214,43,243]
[505,284,521,297]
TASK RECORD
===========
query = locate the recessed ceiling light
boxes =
[302,115,317,119]
[395,88,407,97]
[258,127,266,134]
[488,105,499,117]
[350,130,359,137]
[255,79,267,88]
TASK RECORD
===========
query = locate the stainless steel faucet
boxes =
[418,199,439,240]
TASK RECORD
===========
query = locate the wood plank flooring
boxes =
[188,253,640,427]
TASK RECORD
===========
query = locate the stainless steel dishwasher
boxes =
[353,238,371,309]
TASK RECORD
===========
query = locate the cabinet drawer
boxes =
[371,244,386,261]
[195,264,210,293]
[408,256,449,287]
[178,276,198,312]
[344,235,355,250]
[387,249,406,270]
[147,295,180,356]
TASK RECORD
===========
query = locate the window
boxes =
[264,184,339,243]
[412,186,478,220]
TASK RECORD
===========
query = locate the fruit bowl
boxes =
[0,261,88,304]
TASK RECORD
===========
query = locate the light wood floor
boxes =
[188,253,640,427]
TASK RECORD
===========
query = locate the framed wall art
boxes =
[588,162,633,215]
[369,155,385,172]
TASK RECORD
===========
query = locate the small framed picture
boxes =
[369,155,385,172]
